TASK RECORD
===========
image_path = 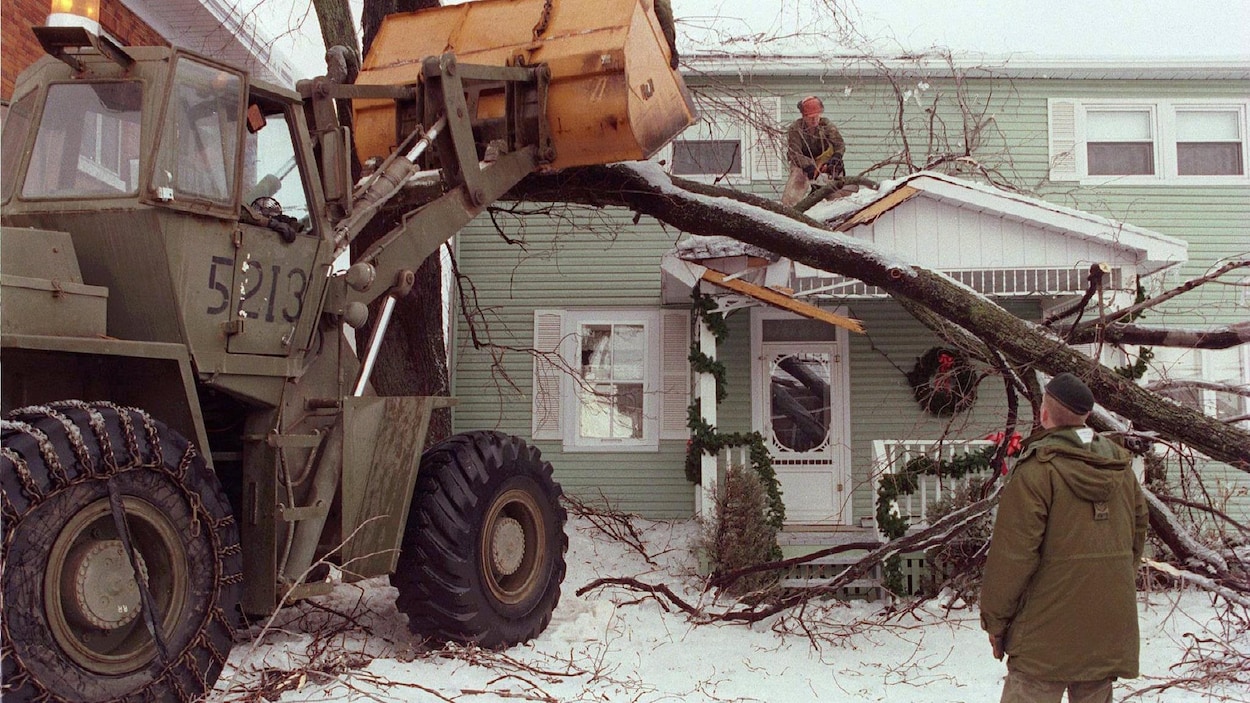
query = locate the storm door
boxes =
[752,309,851,525]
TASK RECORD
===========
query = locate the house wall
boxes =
[689,72,1249,328]
[451,207,694,517]
[685,70,1249,519]
[2,0,167,101]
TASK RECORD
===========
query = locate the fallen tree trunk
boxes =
[512,163,1250,471]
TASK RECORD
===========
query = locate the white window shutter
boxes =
[659,310,691,439]
[532,310,564,440]
[1048,99,1080,181]
[751,97,785,181]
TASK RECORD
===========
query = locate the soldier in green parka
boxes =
[981,373,1149,703]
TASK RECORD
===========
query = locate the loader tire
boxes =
[392,430,567,648]
[0,402,242,702]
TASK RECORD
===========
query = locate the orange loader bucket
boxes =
[352,0,697,171]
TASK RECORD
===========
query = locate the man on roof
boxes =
[782,95,845,207]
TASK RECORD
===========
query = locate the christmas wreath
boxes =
[905,347,978,416]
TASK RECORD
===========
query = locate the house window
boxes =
[672,139,742,177]
[575,320,648,443]
[1176,109,1244,176]
[532,309,690,451]
[1154,348,1249,428]
[1049,99,1250,183]
[1086,109,1155,176]
[667,108,749,183]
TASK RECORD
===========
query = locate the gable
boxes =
[850,193,1148,272]
[822,172,1188,289]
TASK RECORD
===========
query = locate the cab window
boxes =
[243,99,309,230]
[19,82,142,199]
[1,90,39,201]
[153,58,242,205]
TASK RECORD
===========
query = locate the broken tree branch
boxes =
[511,163,1250,471]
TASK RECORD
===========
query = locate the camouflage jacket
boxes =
[980,426,1148,682]
[785,118,844,170]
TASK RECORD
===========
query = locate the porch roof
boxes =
[663,171,1188,303]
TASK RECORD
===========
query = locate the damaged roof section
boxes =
[664,170,1188,305]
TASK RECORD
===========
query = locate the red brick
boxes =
[2,0,167,101]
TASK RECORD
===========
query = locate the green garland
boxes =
[685,292,785,530]
[875,444,998,593]
[1114,346,1154,380]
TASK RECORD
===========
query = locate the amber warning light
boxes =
[47,0,101,31]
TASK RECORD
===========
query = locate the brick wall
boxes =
[2,0,167,101]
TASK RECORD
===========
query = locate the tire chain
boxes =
[0,401,243,702]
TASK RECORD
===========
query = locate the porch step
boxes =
[777,545,888,601]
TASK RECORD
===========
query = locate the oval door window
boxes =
[768,352,831,453]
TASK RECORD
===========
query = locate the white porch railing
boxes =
[871,438,996,527]
[716,445,752,485]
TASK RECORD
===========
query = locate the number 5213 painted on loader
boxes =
[0,0,695,699]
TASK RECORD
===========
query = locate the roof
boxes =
[683,54,1250,81]
[665,171,1188,303]
[122,0,297,86]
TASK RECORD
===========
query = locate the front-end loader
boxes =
[0,0,695,699]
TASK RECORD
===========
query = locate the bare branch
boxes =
[1072,259,1250,333]
[1065,320,1250,349]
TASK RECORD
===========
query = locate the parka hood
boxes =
[1018,428,1133,503]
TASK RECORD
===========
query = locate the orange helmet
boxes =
[798,95,824,117]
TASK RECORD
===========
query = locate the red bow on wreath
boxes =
[935,352,955,391]
[985,431,1024,474]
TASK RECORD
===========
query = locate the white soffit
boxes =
[122,0,297,86]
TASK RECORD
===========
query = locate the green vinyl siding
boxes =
[450,206,693,518]
[687,73,1249,329]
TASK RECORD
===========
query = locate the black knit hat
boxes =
[1045,373,1095,415]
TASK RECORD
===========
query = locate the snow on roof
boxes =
[675,235,777,261]
[122,0,298,86]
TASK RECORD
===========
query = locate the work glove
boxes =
[802,165,817,179]
[822,156,845,178]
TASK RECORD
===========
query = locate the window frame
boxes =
[664,108,752,184]
[561,309,662,452]
[1068,99,1250,185]
[18,80,144,200]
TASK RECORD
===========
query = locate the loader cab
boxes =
[1,36,333,396]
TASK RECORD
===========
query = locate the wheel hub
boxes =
[63,540,147,630]
[490,517,526,576]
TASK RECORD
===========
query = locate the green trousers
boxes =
[1000,670,1114,703]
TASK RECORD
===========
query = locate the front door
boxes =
[752,309,851,525]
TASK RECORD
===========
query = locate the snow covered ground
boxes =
[209,516,1248,702]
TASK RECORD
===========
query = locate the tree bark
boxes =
[511,163,1250,471]
[362,0,440,55]
[310,0,361,58]
[345,0,452,445]
[1064,320,1250,350]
